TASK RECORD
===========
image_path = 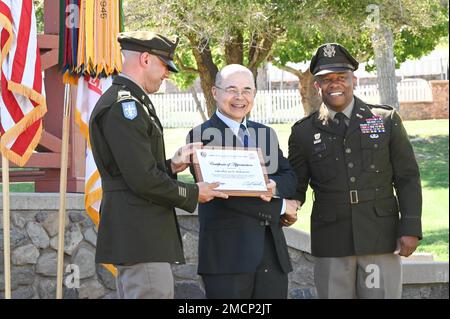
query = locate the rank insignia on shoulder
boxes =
[122,101,138,120]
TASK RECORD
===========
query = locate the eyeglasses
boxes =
[215,86,255,98]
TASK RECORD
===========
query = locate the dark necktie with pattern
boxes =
[334,112,348,136]
[238,123,249,148]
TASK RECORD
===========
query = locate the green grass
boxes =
[167,119,449,261]
[164,127,193,160]
[0,182,35,192]
[402,120,448,260]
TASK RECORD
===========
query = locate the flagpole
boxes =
[2,155,11,299]
[56,83,71,299]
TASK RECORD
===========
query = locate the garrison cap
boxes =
[310,43,359,76]
[117,31,180,73]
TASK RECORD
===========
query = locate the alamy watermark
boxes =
[366,4,381,28]
[64,264,80,289]
[365,263,380,289]
[65,4,79,28]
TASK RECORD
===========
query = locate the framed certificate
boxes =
[192,146,272,197]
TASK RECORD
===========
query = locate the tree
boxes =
[271,0,448,112]
[363,0,448,109]
[370,22,399,108]
[123,0,448,116]
[123,0,311,116]
[34,0,44,33]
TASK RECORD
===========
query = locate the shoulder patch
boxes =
[121,101,138,120]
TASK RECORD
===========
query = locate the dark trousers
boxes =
[201,227,288,299]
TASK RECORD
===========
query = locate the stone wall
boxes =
[0,194,116,299]
[1,194,448,299]
[0,194,316,299]
[399,80,449,120]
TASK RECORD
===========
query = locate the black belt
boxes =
[102,177,129,192]
[314,187,394,204]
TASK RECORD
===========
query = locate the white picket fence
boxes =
[355,79,433,105]
[151,81,433,128]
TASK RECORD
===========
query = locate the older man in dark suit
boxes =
[187,64,300,299]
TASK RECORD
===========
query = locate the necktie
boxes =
[334,112,348,136]
[238,124,249,148]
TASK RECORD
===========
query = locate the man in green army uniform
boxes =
[288,43,422,298]
[89,31,227,299]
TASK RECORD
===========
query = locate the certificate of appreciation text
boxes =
[193,147,271,197]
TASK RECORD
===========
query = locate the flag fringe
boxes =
[7,80,46,106]
[74,108,89,141]
[85,169,100,193]
[102,264,117,277]
[63,71,78,85]
[1,121,43,167]
[0,80,47,166]
[85,188,101,225]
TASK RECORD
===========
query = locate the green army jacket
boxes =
[89,76,198,264]
[289,97,422,257]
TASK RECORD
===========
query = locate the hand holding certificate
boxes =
[193,146,272,197]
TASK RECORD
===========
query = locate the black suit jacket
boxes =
[187,113,297,274]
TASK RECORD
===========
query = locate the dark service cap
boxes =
[310,43,359,76]
[117,31,180,73]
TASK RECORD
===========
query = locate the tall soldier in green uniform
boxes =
[89,31,228,299]
[288,43,422,298]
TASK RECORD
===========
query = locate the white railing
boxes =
[397,79,434,101]
[396,57,448,79]
[151,82,434,128]
[252,89,304,124]
[355,79,433,104]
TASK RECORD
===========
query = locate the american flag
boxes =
[0,0,46,166]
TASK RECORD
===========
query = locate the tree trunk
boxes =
[247,33,275,85]
[188,36,218,117]
[278,64,322,116]
[189,86,208,121]
[299,69,322,116]
[225,31,244,65]
[371,24,399,109]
